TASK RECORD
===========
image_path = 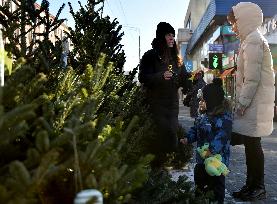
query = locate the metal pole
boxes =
[0,30,4,86]
[122,25,141,64]
[0,30,4,104]
[139,35,141,62]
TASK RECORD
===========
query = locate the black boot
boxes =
[241,187,266,201]
[232,185,251,199]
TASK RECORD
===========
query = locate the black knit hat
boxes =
[156,22,175,39]
[202,78,225,111]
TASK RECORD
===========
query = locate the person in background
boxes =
[180,78,232,204]
[227,2,275,201]
[182,72,192,106]
[138,22,189,169]
[185,70,206,118]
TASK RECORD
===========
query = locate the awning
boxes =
[186,0,277,54]
[220,68,235,78]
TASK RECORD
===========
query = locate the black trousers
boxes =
[232,132,265,189]
[149,104,178,168]
[194,164,225,204]
[234,133,265,189]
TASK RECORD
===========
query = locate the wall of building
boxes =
[0,0,71,53]
[178,0,211,73]
[184,0,211,31]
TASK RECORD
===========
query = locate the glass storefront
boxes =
[220,25,239,99]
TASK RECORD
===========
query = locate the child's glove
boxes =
[204,154,230,176]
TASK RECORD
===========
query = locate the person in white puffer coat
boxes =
[227,2,275,202]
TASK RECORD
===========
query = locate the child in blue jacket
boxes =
[180,78,232,204]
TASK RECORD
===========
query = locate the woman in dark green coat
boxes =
[139,22,189,168]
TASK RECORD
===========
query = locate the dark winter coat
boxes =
[186,100,233,166]
[139,49,188,108]
[139,48,189,153]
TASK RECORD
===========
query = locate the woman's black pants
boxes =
[245,135,265,189]
[232,132,265,189]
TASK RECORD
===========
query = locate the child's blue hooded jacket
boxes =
[187,110,232,166]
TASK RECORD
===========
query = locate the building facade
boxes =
[177,0,211,72]
[0,1,71,55]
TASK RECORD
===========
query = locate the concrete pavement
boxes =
[176,102,277,204]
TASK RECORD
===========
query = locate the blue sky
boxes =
[49,0,189,71]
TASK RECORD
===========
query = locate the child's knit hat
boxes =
[202,78,225,111]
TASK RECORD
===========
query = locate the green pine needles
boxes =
[0,1,197,203]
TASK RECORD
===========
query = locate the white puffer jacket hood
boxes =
[232,2,263,40]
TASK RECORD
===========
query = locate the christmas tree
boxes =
[0,53,155,203]
[0,0,66,71]
[67,0,125,74]
[0,0,198,203]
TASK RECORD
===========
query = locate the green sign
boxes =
[209,53,222,69]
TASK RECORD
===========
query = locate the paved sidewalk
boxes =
[176,102,277,204]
